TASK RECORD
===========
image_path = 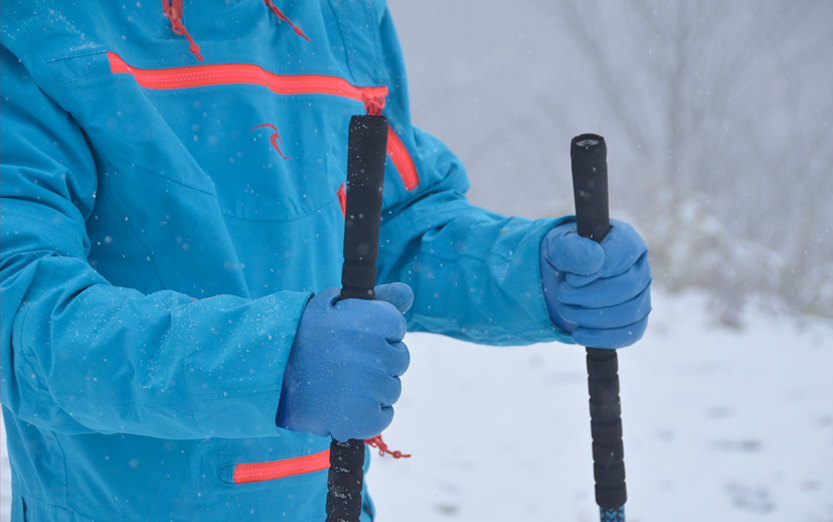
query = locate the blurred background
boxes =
[365,2,833,522]
[388,0,833,326]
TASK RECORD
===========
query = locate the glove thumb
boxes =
[542,223,605,277]
[373,282,414,314]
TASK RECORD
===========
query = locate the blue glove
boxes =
[541,219,651,349]
[276,283,413,442]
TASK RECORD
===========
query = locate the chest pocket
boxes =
[129,63,387,222]
[54,52,390,222]
[127,59,391,221]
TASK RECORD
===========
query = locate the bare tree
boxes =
[529,0,833,319]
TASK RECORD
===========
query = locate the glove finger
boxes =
[336,297,408,343]
[557,253,651,307]
[330,374,398,442]
[383,341,411,377]
[543,224,606,276]
[381,304,408,344]
[572,315,649,349]
[373,406,396,438]
[346,405,394,442]
[374,282,414,314]
[375,373,403,408]
[556,284,651,330]
[331,283,413,314]
[566,220,647,287]
[312,286,343,310]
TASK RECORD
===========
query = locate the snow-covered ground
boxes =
[368,289,833,522]
[2,289,832,521]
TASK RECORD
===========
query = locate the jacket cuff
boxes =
[184,290,311,438]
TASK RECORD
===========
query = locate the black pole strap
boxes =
[326,115,389,522]
[570,134,628,512]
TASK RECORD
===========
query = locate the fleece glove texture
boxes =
[276,283,413,442]
[541,220,651,348]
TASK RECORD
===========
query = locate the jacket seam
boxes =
[97,132,344,224]
[17,255,64,405]
[14,489,95,522]
[182,346,202,434]
[165,293,201,435]
[47,430,71,509]
[220,190,343,224]
[368,0,388,85]
[46,49,108,65]
[96,147,218,198]
[4,20,73,110]
[408,316,561,338]
[324,0,360,85]
[368,0,383,28]
[55,387,281,409]
[99,179,171,293]
[50,51,114,85]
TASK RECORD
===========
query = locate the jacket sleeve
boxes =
[0,46,309,439]
[374,7,572,346]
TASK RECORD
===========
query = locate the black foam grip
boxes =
[571,135,627,510]
[340,115,388,301]
[326,439,366,522]
[327,115,389,522]
[587,346,627,511]
[571,134,611,242]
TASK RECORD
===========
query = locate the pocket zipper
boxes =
[231,448,331,485]
[107,53,419,190]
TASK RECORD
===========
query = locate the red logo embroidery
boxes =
[252,123,290,159]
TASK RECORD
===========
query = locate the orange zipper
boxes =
[107,53,387,109]
[386,126,418,191]
[107,53,419,190]
[233,449,330,484]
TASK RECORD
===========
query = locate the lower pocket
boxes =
[218,448,330,485]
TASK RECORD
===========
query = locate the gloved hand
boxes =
[541,219,651,349]
[276,283,413,442]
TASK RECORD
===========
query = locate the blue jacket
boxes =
[0,1,569,520]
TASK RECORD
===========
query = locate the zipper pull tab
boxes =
[171,19,204,62]
[362,89,388,116]
[163,0,204,61]
[263,0,311,42]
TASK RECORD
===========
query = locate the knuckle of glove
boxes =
[564,221,648,286]
[362,298,407,333]
[331,298,406,343]
[336,383,398,441]
[544,224,606,276]
[367,406,395,439]
[573,314,649,349]
[597,220,648,275]
[372,372,402,407]
[558,283,651,330]
[557,253,651,308]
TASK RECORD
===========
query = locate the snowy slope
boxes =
[3,289,831,521]
[367,289,833,522]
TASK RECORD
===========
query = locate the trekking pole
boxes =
[326,114,389,522]
[570,134,627,522]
